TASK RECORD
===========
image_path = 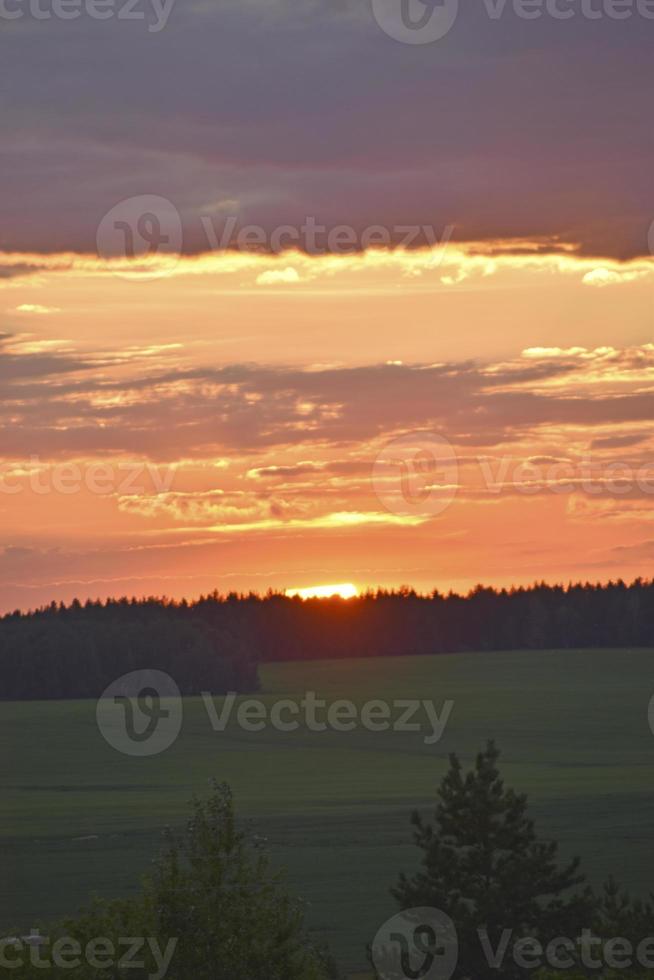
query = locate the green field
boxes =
[3,648,654,974]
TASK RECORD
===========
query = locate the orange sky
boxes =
[1,241,653,613]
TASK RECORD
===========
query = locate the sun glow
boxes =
[285,583,359,600]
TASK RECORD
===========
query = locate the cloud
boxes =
[248,462,326,479]
[610,540,654,560]
[1,3,653,258]
[3,340,654,469]
[0,334,90,383]
[199,510,425,534]
[117,489,275,524]
[4,337,654,609]
[1,243,652,288]
[566,496,654,524]
[591,433,650,450]
[582,268,647,288]
[256,267,301,286]
[13,304,61,315]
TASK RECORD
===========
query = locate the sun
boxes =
[285,582,359,600]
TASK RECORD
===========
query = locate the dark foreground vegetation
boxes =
[8,748,653,979]
[7,782,337,980]
[2,577,654,699]
[383,743,654,980]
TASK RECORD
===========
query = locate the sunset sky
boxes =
[2,0,653,612]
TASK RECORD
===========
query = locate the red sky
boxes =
[1,243,653,613]
[2,0,654,612]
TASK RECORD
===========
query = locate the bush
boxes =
[9,783,333,980]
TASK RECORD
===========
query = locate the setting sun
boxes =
[285,583,359,601]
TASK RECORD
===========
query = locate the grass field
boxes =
[2,648,654,974]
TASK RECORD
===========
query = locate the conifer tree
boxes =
[392,742,591,979]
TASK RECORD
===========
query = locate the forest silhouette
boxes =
[2,578,653,700]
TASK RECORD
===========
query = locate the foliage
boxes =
[9,783,334,979]
[388,743,654,978]
[0,600,258,699]
[143,782,333,979]
[390,742,594,980]
[4,577,654,699]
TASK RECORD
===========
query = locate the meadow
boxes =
[2,648,654,975]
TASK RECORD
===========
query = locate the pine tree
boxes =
[391,742,592,980]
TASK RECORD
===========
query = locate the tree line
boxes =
[2,577,654,699]
[0,599,258,700]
